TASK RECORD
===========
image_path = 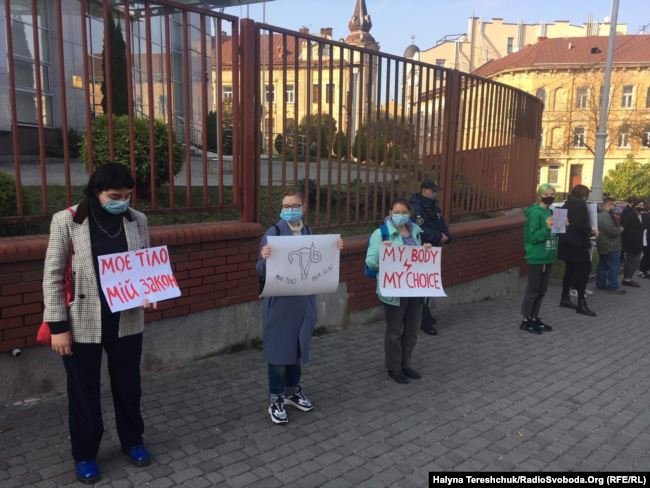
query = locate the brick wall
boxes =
[343,215,526,312]
[0,215,525,353]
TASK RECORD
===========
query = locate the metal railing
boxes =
[255,23,543,228]
[0,0,543,230]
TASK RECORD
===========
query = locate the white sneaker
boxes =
[284,385,314,412]
[569,289,578,297]
[584,289,594,296]
[268,397,288,424]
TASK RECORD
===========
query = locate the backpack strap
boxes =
[379,223,389,242]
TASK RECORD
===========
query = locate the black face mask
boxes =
[541,196,555,205]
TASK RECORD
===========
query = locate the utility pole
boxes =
[590,0,619,201]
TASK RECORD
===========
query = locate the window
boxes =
[312,83,334,104]
[621,85,634,108]
[223,85,233,99]
[435,59,445,67]
[573,127,586,147]
[10,0,54,126]
[325,83,334,104]
[618,125,630,148]
[575,87,588,108]
[548,165,559,184]
[535,88,546,105]
[642,126,650,148]
[506,37,514,54]
[265,84,274,103]
[646,87,650,108]
[285,84,294,104]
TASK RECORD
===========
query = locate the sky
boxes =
[222,0,650,57]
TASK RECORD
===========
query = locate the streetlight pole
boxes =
[590,0,619,201]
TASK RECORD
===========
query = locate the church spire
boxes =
[345,0,379,50]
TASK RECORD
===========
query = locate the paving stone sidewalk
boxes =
[2,283,650,487]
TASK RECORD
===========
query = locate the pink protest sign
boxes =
[378,244,447,298]
[97,245,181,312]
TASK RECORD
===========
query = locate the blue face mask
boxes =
[103,197,130,215]
[280,208,303,223]
[391,213,410,226]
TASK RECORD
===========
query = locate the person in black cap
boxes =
[409,179,452,335]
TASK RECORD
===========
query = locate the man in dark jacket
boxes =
[409,179,452,335]
[621,199,645,287]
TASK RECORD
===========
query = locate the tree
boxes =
[81,114,183,197]
[100,12,128,116]
[602,155,650,200]
[552,71,647,156]
[299,114,337,157]
[206,98,234,154]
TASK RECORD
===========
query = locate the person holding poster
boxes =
[365,197,432,384]
[42,163,154,484]
[257,188,344,425]
[558,184,598,317]
[519,183,558,334]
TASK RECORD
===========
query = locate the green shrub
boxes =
[352,132,368,162]
[80,114,183,196]
[333,131,348,158]
[370,139,386,164]
[0,172,18,218]
[46,128,81,158]
[206,110,233,155]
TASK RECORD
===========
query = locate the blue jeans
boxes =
[268,363,301,399]
[596,252,621,290]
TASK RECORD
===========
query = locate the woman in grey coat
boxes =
[257,188,343,424]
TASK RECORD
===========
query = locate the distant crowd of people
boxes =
[520,183,649,334]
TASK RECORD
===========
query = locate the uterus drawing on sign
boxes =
[288,242,322,280]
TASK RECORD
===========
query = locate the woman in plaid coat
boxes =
[43,163,153,484]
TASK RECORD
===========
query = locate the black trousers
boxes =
[562,260,591,296]
[521,263,553,319]
[639,246,650,273]
[384,298,423,371]
[62,332,144,461]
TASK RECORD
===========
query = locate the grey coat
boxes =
[256,220,317,365]
[42,201,150,343]
[596,209,622,255]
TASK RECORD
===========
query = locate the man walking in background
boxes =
[409,179,451,335]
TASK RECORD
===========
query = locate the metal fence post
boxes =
[440,70,461,222]
[239,18,259,223]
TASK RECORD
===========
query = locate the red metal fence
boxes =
[0,0,543,231]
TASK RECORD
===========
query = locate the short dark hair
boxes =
[280,187,303,203]
[603,195,616,203]
[390,197,411,212]
[84,162,135,200]
[570,184,590,199]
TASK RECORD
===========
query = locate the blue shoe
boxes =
[124,444,151,466]
[75,460,99,484]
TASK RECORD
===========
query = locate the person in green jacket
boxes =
[365,197,432,384]
[520,183,558,334]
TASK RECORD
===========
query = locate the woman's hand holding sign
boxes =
[261,244,271,259]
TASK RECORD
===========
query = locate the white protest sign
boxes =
[98,245,181,312]
[551,208,567,234]
[379,244,447,297]
[261,235,340,297]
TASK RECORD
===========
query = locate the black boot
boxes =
[560,292,577,309]
[576,296,596,317]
